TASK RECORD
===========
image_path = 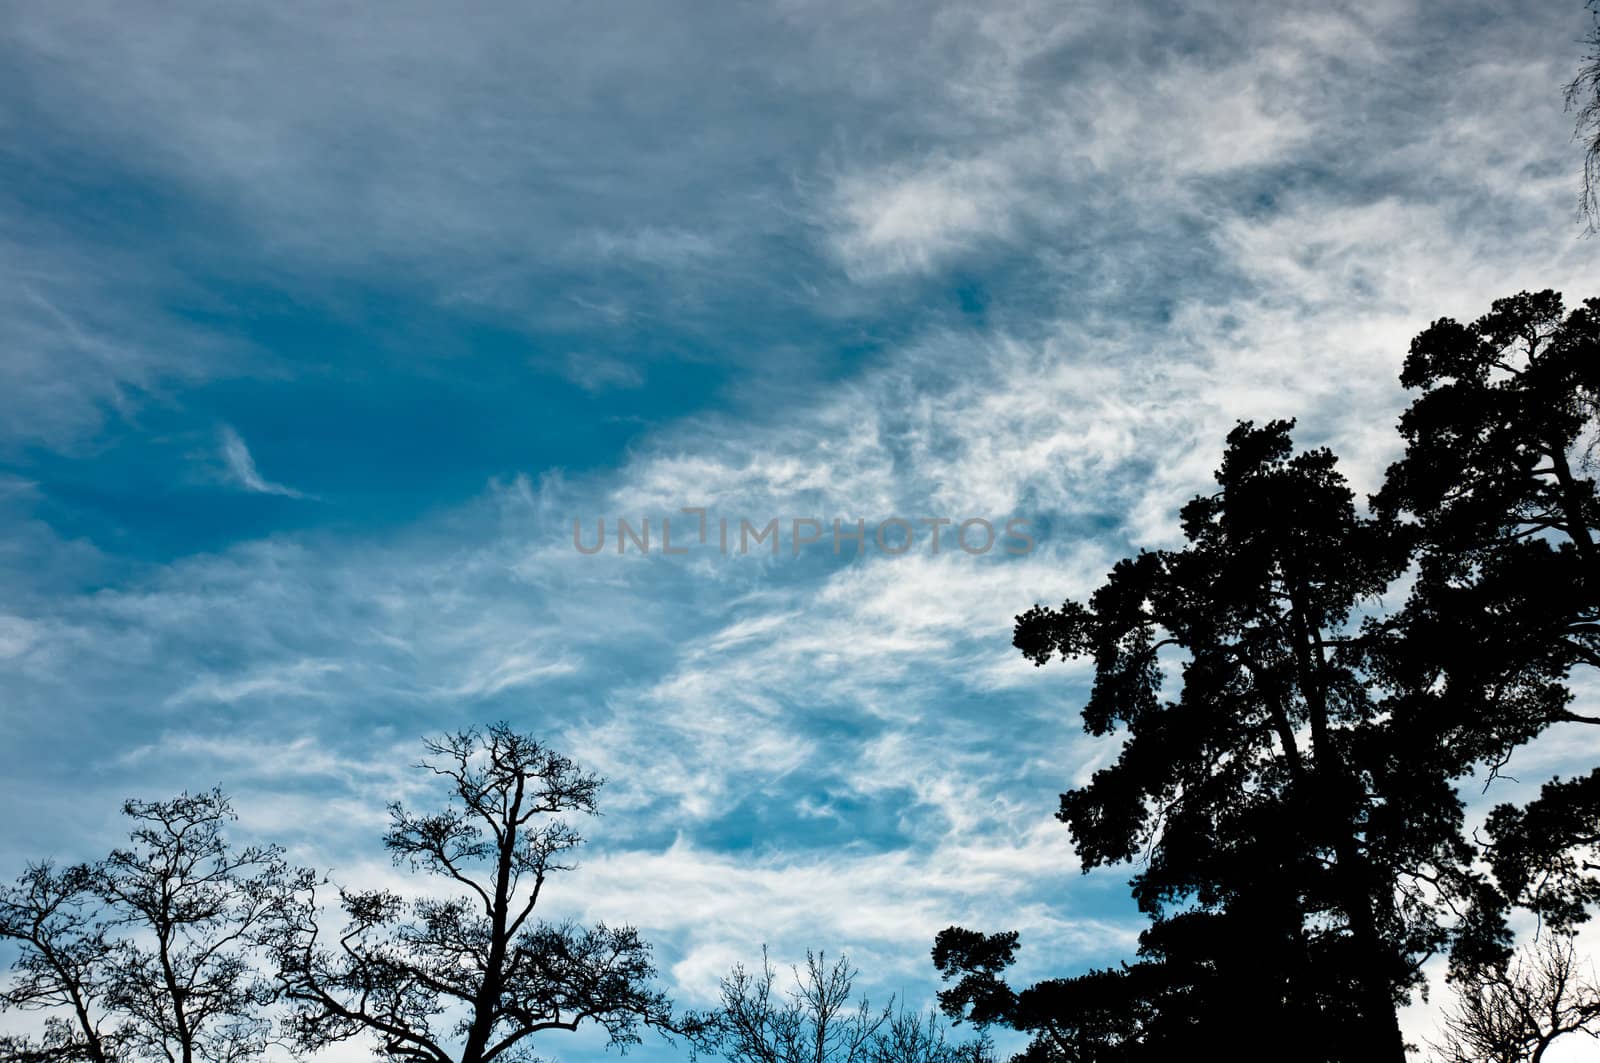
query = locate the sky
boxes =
[1,0,1599,1059]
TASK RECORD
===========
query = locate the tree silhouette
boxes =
[944,420,1495,1060]
[267,723,681,1063]
[1432,935,1600,1063]
[1012,421,1451,1058]
[932,929,1150,1063]
[940,290,1600,1061]
[710,949,989,1063]
[1374,290,1600,959]
[97,789,290,1063]
[0,793,290,1063]
[0,862,122,1063]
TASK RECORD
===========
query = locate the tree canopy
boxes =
[0,790,290,1063]
[267,723,683,1063]
[1,727,688,1063]
[938,291,1600,1062]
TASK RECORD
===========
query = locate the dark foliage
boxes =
[1376,291,1600,961]
[947,292,1600,1063]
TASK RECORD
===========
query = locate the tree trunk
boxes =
[1548,442,1599,582]
[461,776,526,1063]
[1291,591,1408,1063]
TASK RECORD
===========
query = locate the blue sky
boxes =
[2,0,1599,1058]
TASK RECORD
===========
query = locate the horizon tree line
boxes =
[0,724,990,1063]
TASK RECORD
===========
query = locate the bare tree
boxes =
[1569,1,1600,229]
[98,789,290,1063]
[1433,935,1600,1063]
[0,862,122,1063]
[267,724,680,1063]
[710,950,989,1063]
[870,1004,989,1063]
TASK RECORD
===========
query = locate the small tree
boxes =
[98,789,290,1063]
[268,723,680,1063]
[0,862,122,1063]
[711,949,989,1063]
[1432,935,1600,1063]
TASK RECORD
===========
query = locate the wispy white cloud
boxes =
[219,425,308,498]
[165,657,343,707]
[0,233,240,453]
[564,354,646,393]
[565,829,1122,1005]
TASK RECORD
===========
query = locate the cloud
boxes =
[566,829,1123,1006]
[564,354,646,393]
[0,230,242,453]
[218,425,309,498]
[0,615,39,660]
[581,226,721,267]
[831,156,1018,280]
[165,658,343,707]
